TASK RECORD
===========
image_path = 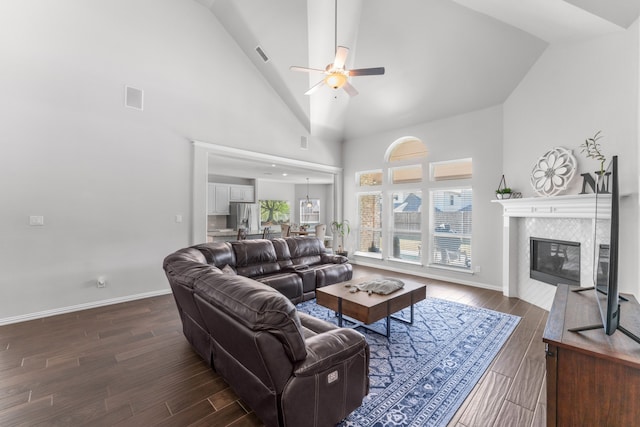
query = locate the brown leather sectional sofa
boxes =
[163,236,368,427]
[194,236,353,303]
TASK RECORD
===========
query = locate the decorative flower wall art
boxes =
[530,147,577,196]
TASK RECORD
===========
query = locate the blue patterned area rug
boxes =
[297,297,520,427]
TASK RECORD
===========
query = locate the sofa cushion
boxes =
[271,238,294,269]
[163,248,222,289]
[255,272,303,303]
[286,236,325,266]
[221,264,236,275]
[193,273,307,362]
[313,263,353,288]
[231,239,281,277]
[193,242,236,269]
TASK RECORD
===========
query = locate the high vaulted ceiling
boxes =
[196,0,638,143]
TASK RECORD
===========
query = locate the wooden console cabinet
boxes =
[543,284,640,426]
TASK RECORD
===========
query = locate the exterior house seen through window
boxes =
[357,193,382,254]
[430,189,472,269]
[391,191,422,262]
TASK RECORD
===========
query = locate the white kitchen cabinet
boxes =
[229,185,254,202]
[207,183,230,215]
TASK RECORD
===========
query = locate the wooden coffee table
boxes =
[315,277,427,337]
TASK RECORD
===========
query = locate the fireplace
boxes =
[530,237,581,286]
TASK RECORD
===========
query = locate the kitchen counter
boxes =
[207,229,265,242]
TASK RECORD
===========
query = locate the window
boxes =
[388,138,428,162]
[357,193,382,254]
[390,165,422,184]
[357,170,383,186]
[390,191,422,262]
[299,199,320,224]
[430,189,472,269]
[431,158,472,181]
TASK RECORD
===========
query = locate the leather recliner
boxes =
[163,247,369,427]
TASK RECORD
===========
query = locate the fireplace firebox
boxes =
[530,237,580,286]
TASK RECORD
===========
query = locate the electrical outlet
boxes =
[474,266,481,273]
[97,277,106,288]
[175,214,183,223]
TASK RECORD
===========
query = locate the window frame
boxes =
[299,198,320,225]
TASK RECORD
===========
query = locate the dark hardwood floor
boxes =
[0,265,547,426]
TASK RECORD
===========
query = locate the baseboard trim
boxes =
[0,289,173,326]
[351,259,502,292]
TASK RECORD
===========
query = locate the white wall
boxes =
[0,0,342,322]
[257,180,296,205]
[342,105,504,290]
[504,22,639,296]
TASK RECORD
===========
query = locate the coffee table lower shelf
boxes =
[336,297,416,337]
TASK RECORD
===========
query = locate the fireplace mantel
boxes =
[492,194,602,219]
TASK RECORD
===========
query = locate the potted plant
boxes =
[495,187,513,199]
[331,220,351,256]
[580,130,607,174]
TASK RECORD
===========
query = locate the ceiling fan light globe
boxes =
[325,72,347,89]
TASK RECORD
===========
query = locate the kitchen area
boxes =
[206,173,335,243]
[207,177,262,241]
[192,143,342,246]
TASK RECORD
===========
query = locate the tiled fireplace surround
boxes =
[494,194,601,310]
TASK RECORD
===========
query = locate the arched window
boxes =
[386,137,428,162]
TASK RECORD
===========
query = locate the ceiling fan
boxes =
[290,0,385,97]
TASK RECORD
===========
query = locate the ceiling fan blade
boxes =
[305,80,325,96]
[342,81,359,97]
[290,66,327,74]
[333,46,349,69]
[349,67,385,76]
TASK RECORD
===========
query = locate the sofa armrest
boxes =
[294,329,367,376]
[282,264,310,272]
[320,253,348,264]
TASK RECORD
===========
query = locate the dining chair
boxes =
[281,224,290,237]
[237,228,248,240]
[315,224,326,241]
[262,226,271,239]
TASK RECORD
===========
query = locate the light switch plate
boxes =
[29,216,44,226]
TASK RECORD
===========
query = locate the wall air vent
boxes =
[255,46,270,63]
[125,85,144,111]
[300,136,308,150]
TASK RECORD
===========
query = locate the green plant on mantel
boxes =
[495,187,512,200]
[580,131,606,174]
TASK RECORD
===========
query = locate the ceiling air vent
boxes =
[255,46,270,63]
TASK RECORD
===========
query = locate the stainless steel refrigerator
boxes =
[227,202,259,232]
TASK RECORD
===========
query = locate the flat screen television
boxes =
[593,156,618,335]
[570,155,640,343]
